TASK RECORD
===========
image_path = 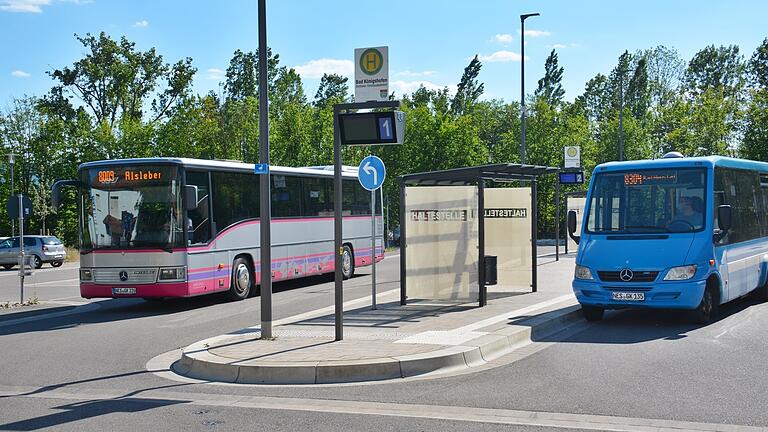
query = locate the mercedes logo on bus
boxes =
[619,268,634,282]
[119,271,129,282]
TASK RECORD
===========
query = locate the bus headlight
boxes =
[663,265,697,281]
[574,265,594,280]
[80,269,92,282]
[159,266,186,282]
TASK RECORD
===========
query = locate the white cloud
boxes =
[132,19,149,28]
[293,58,354,79]
[11,70,30,77]
[206,68,224,81]
[493,33,513,44]
[551,43,567,49]
[518,29,551,37]
[0,0,50,13]
[390,80,454,97]
[395,70,436,78]
[478,50,526,63]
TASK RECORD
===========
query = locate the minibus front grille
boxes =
[597,271,659,283]
[603,286,653,292]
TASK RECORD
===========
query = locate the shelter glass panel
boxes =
[485,188,532,292]
[405,186,479,302]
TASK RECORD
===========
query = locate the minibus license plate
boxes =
[112,287,136,295]
[612,292,644,301]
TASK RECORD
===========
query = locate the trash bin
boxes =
[484,255,497,286]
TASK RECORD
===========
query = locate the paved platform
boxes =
[175,253,581,384]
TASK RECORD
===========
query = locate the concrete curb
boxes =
[176,303,585,385]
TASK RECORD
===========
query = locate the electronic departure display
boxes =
[624,172,677,186]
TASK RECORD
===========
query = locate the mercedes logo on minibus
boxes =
[119,271,129,282]
[619,268,634,282]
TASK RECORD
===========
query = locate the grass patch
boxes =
[65,247,79,263]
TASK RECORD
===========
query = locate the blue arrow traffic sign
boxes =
[358,155,386,191]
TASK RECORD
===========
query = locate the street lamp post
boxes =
[619,70,625,161]
[520,12,540,165]
[8,153,15,237]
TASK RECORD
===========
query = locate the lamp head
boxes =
[7,153,14,165]
[520,12,540,21]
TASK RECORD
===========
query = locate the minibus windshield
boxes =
[585,168,706,234]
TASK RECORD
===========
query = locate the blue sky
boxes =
[1,0,766,107]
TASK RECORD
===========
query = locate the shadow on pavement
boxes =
[0,369,196,431]
[0,272,369,337]
[523,293,766,345]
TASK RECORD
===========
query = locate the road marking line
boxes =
[28,278,79,286]
[0,384,758,432]
[457,293,575,332]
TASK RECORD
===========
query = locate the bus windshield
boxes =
[80,165,184,251]
[586,168,707,234]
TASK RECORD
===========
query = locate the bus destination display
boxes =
[93,167,167,187]
[624,172,677,186]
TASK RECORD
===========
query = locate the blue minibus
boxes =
[568,153,768,323]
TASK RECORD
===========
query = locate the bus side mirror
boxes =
[185,185,199,210]
[714,205,732,242]
[567,210,580,245]
[51,179,80,208]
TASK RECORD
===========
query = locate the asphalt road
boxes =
[1,251,768,431]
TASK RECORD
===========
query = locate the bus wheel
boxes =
[228,257,252,301]
[691,285,716,324]
[341,245,354,280]
[582,305,604,322]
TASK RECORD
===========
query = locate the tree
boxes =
[535,49,565,106]
[626,57,650,119]
[451,55,484,115]
[44,32,196,128]
[224,48,281,101]
[749,38,768,89]
[313,73,349,108]
[684,45,746,98]
[643,45,685,108]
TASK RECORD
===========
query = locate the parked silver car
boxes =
[0,236,66,269]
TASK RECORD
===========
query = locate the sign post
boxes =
[333,101,402,341]
[358,155,386,310]
[564,146,581,168]
[355,46,389,102]
[7,194,33,303]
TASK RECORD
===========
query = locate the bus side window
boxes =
[186,171,212,245]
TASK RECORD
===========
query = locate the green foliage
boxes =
[451,55,484,115]
[3,32,768,244]
[535,49,565,106]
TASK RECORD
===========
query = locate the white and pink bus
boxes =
[53,158,384,301]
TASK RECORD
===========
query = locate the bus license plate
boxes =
[112,287,136,295]
[612,292,644,301]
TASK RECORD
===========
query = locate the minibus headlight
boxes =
[79,269,92,282]
[159,267,186,281]
[574,265,594,280]
[663,265,697,281]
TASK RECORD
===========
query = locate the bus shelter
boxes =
[398,163,559,307]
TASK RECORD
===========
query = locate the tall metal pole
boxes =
[258,0,273,339]
[519,13,539,164]
[9,154,15,238]
[371,188,377,310]
[520,17,526,165]
[18,194,24,304]
[619,70,625,161]
[333,106,344,341]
